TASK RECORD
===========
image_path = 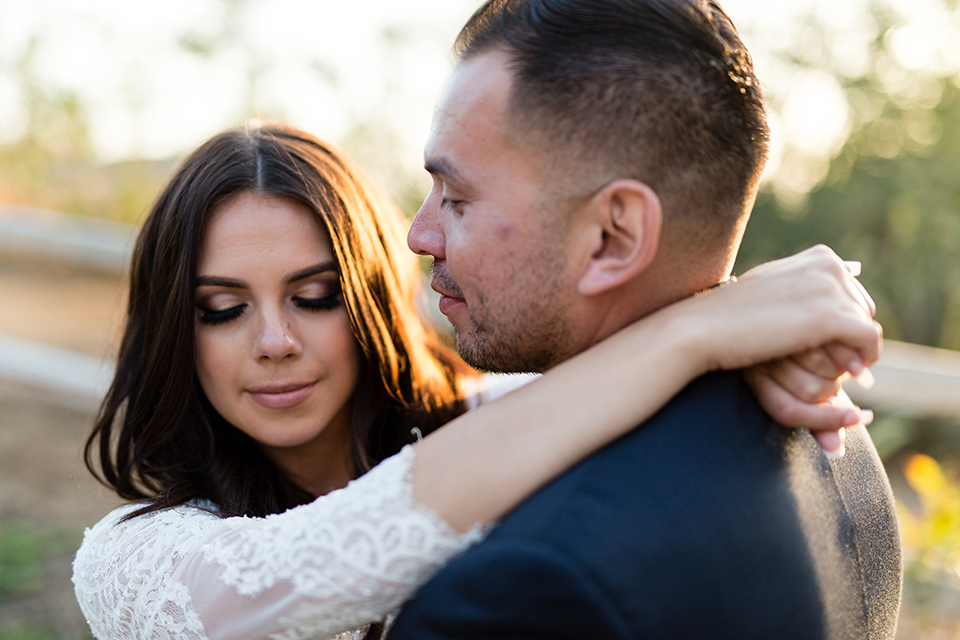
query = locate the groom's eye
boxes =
[441,198,465,213]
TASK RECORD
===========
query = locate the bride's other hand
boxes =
[747,343,873,426]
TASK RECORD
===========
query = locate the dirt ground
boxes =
[0,381,123,638]
[0,254,125,637]
[0,382,122,529]
[0,253,126,527]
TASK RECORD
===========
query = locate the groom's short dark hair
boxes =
[455,0,770,253]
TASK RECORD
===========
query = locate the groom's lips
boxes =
[429,261,466,318]
[431,282,466,317]
[438,294,466,317]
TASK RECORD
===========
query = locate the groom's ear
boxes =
[576,178,662,296]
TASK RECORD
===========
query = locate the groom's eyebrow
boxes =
[424,157,467,185]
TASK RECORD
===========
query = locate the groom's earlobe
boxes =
[577,179,662,296]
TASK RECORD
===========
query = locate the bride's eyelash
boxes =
[198,304,246,326]
[293,294,343,312]
[196,293,341,326]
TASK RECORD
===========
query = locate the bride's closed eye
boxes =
[288,274,345,312]
[292,293,343,312]
[198,304,247,326]
[195,290,343,326]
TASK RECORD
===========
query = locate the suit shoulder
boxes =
[390,537,633,639]
[488,371,767,541]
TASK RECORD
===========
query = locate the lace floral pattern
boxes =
[73,447,483,640]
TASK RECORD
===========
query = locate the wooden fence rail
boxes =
[845,340,960,421]
[0,203,132,274]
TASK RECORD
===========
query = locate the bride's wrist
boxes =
[638,300,717,380]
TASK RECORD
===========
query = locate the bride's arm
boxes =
[413,245,880,532]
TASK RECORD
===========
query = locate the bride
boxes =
[73,122,879,640]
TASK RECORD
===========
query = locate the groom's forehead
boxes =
[425,52,548,185]
[431,51,515,138]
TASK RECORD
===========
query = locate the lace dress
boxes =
[72,447,484,640]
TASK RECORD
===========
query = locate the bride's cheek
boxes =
[195,330,240,407]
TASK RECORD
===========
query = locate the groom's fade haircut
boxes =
[454,0,770,254]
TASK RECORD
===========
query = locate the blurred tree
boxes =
[0,33,168,223]
[0,0,435,223]
[739,80,960,349]
[736,1,960,469]
[737,2,960,352]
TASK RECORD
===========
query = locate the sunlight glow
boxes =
[0,0,955,195]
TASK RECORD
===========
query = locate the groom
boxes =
[391,0,901,638]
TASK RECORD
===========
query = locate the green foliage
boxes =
[870,413,960,463]
[0,523,75,597]
[738,78,960,350]
[738,0,960,350]
[734,0,960,471]
[0,29,171,223]
[897,453,960,626]
[0,627,71,640]
[0,523,47,596]
[0,523,89,640]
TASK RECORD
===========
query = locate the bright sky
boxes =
[0,0,957,194]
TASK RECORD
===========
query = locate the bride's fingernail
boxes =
[843,261,862,277]
[841,410,860,427]
[816,429,842,457]
[822,428,847,460]
[855,368,875,390]
[824,445,845,460]
[846,359,864,376]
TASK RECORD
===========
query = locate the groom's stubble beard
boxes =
[433,232,576,375]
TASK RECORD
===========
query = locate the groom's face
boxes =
[408,50,581,373]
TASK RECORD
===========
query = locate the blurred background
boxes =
[0,0,958,637]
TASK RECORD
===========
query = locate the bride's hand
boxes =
[745,344,876,456]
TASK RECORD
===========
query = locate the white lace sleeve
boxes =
[72,446,484,640]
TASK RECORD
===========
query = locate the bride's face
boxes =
[194,191,360,469]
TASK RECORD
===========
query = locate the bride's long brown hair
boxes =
[85,123,475,527]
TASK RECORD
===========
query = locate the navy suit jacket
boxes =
[390,371,901,639]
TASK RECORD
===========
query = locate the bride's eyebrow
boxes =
[285,261,339,284]
[195,262,338,289]
[196,275,246,288]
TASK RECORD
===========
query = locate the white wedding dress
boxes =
[73,447,481,640]
[73,374,534,640]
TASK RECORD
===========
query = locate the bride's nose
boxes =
[255,310,302,361]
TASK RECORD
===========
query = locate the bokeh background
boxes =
[1,0,959,637]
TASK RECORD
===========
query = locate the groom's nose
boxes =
[408,195,445,260]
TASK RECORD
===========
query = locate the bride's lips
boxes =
[247,381,316,409]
